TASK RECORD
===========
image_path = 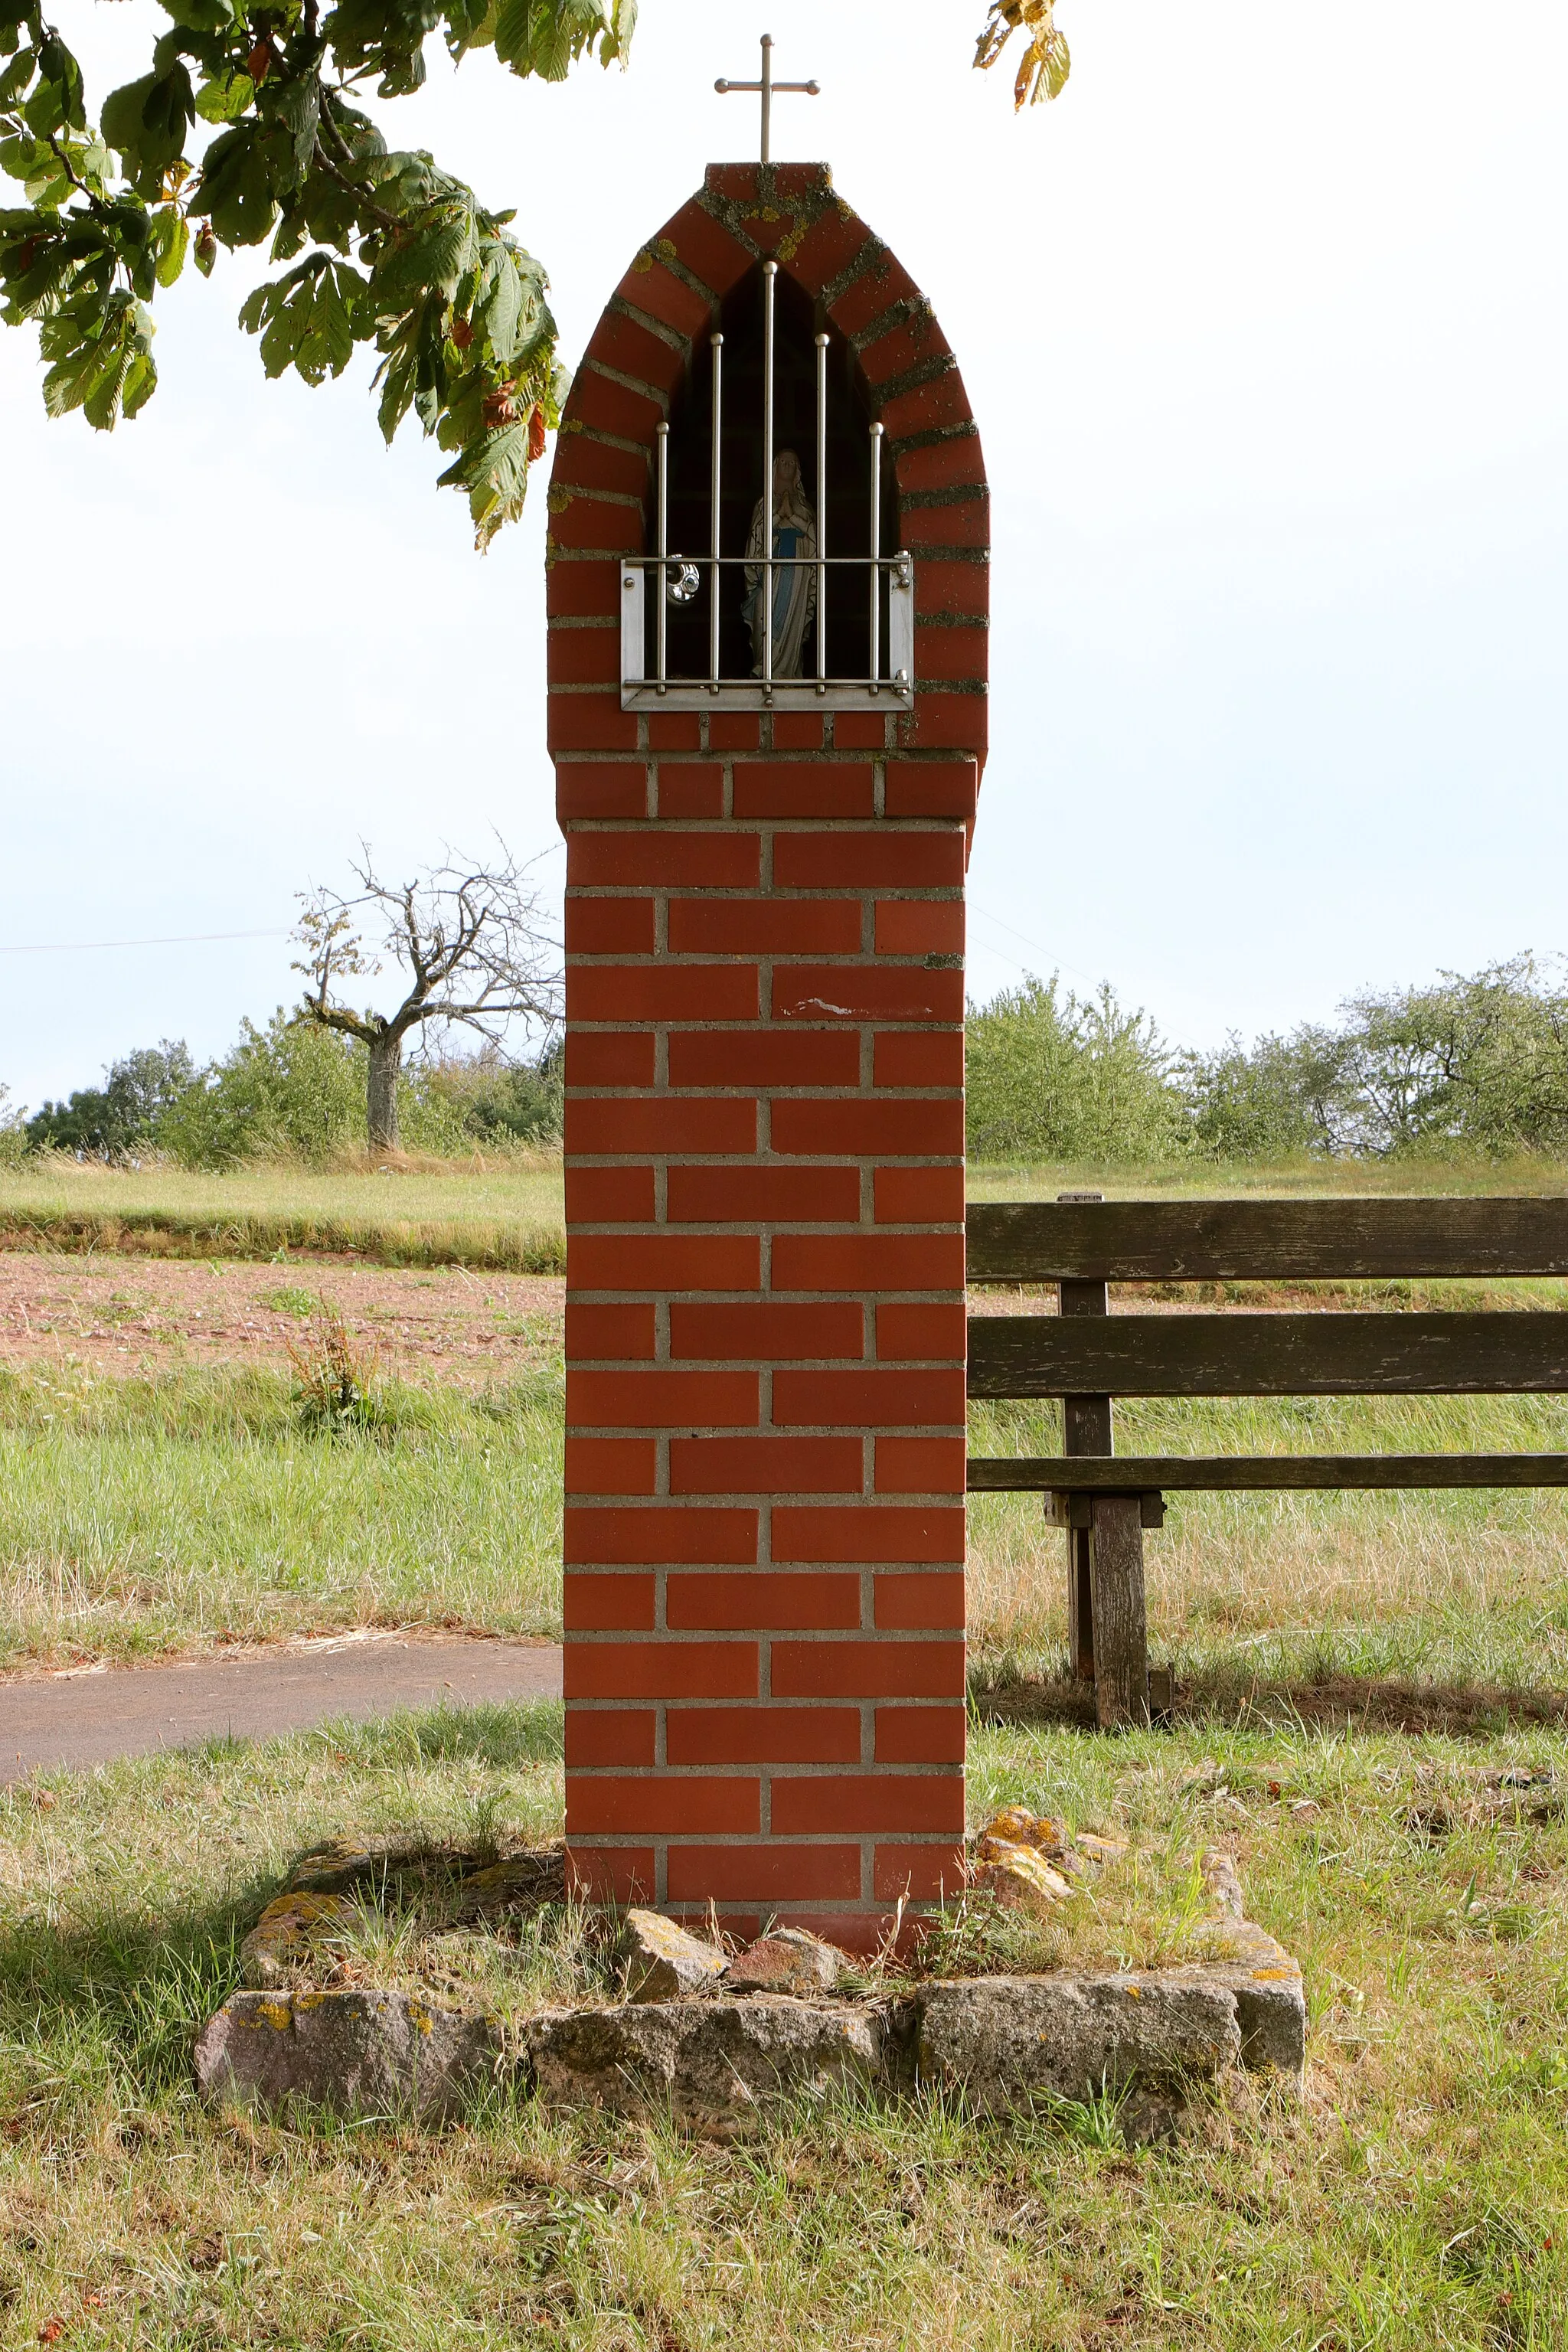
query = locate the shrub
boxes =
[422,1040,564,1148]
[23,1040,196,1158]
[1181,1027,1348,1161]
[965,975,1185,1165]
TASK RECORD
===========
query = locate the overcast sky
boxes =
[3,0,1565,1109]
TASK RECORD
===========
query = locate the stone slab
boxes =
[914,1973,1243,2112]
[524,1998,884,2136]
[194,1988,503,2122]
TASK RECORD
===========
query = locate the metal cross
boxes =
[715,34,819,165]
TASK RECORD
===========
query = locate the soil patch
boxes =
[0,1254,564,1387]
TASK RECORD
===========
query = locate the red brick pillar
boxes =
[548,165,988,1949]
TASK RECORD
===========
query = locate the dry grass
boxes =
[969,1394,1568,1698]
[967,1154,1568,1200]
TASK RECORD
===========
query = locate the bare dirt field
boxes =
[0,1252,564,1384]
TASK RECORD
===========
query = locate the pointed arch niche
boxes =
[547,162,988,755]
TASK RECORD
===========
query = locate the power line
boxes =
[0,929,289,955]
[968,900,1104,992]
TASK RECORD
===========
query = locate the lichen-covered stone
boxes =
[1174,1920,1307,2078]
[972,1805,1081,1872]
[193,1989,502,2122]
[524,1999,884,2135]
[915,1973,1243,2113]
[238,1891,358,1988]
[619,1909,728,2001]
[969,1841,1076,1912]
[1074,1832,1129,1866]
[725,1929,844,1998]
[455,1851,567,1922]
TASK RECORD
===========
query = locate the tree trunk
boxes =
[367,1032,401,1151]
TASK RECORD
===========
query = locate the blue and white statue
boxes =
[743,448,818,678]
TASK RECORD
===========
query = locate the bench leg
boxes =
[1089,1496,1148,1730]
[1068,1526,1096,1684]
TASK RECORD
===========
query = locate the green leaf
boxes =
[100,63,192,185]
[0,44,33,103]
[148,203,188,286]
[269,72,320,174]
[158,0,240,30]
[40,287,156,430]
[198,121,277,245]
[194,69,253,124]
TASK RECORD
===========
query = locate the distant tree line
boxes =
[8,953,1567,1173]
[7,1017,562,1168]
[967,956,1568,1165]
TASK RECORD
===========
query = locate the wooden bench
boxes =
[965,1193,1568,1729]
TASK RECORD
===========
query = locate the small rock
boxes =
[525,1998,883,2136]
[970,1841,1076,1913]
[726,1928,844,1997]
[194,1990,501,2122]
[1200,1849,1245,1922]
[916,1973,1243,2122]
[972,1805,1081,1872]
[239,1890,358,1988]
[618,1909,727,2002]
[1074,1832,1129,1866]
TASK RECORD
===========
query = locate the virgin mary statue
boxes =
[743,449,818,678]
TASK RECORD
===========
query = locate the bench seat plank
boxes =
[968,1453,1568,1491]
[967,1311,1568,1397]
[966,1198,1568,1284]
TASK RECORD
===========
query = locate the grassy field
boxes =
[0,1158,568,1272]
[5,1163,1568,2343]
[5,1152,1567,1278]
[0,1364,564,1667]
[4,1358,1568,1695]
[3,1701,1566,2348]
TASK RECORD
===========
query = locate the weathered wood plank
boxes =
[966,1312,1568,1398]
[965,1198,1568,1284]
[1058,1200,1110,1688]
[1088,1497,1148,1730]
[968,1453,1568,1491]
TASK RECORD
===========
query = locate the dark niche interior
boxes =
[647,264,899,684]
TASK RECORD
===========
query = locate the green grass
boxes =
[5,1361,1568,1692]
[0,1364,563,1666]
[4,1704,1567,2347]
[0,1159,567,1272]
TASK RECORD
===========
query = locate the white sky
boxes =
[3,1,1565,1108]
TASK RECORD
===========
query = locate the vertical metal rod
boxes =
[815,331,828,693]
[655,420,668,692]
[762,259,776,694]
[760,32,773,164]
[868,420,884,690]
[708,333,723,693]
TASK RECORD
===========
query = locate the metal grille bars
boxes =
[620,271,913,711]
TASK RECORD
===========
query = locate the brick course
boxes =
[554,162,985,1932]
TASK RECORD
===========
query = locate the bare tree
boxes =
[292,848,561,1151]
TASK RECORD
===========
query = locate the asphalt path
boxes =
[3,1634,564,1782]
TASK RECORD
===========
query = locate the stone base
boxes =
[194,1953,1303,2137]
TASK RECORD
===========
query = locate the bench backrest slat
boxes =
[967,1311,1568,1399]
[965,1198,1568,1284]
